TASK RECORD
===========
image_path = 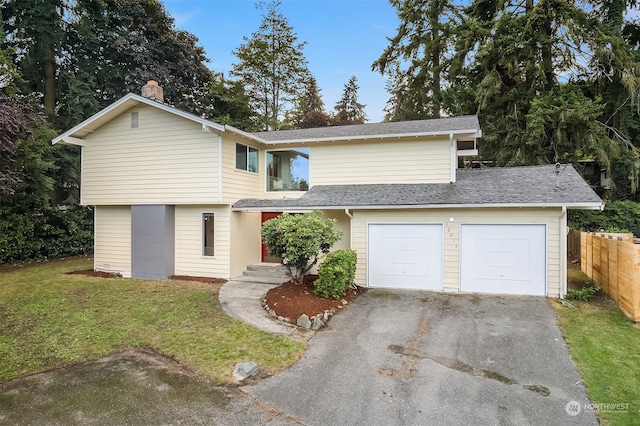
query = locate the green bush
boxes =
[0,203,93,264]
[568,201,640,236]
[313,249,357,299]
[567,285,601,301]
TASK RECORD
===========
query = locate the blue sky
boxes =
[161,0,399,122]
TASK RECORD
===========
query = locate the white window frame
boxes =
[235,143,259,173]
[265,147,310,192]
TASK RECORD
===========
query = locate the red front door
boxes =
[261,212,282,262]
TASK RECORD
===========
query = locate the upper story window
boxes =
[236,143,258,173]
[267,148,309,191]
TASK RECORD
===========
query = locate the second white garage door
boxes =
[368,224,443,290]
[460,224,546,296]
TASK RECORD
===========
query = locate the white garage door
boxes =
[460,224,546,296]
[368,224,443,290]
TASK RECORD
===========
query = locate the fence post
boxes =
[600,237,609,293]
[609,239,618,302]
[586,233,593,278]
[580,231,587,274]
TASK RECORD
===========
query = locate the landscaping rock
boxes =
[311,315,324,330]
[233,362,259,381]
[296,314,312,329]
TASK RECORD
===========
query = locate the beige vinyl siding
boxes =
[230,211,262,278]
[323,211,351,251]
[94,206,131,277]
[310,138,451,186]
[351,208,562,296]
[174,205,231,278]
[82,105,220,205]
[221,136,264,203]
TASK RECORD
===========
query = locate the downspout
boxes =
[345,209,354,283]
[218,134,223,204]
[93,206,97,273]
[560,206,567,299]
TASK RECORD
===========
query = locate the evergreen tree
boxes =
[0,97,41,194]
[2,0,67,117]
[372,0,460,120]
[333,76,366,125]
[293,76,330,128]
[231,0,310,130]
[0,17,21,97]
[450,0,637,180]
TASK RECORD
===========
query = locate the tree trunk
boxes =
[429,4,441,118]
[541,4,554,90]
[44,47,56,117]
[432,42,441,118]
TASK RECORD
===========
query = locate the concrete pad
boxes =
[219,280,313,340]
[0,350,299,425]
[246,290,598,426]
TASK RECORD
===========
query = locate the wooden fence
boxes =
[569,229,640,322]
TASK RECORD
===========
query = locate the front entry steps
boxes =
[234,263,289,285]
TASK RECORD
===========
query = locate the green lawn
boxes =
[0,257,305,384]
[554,268,640,425]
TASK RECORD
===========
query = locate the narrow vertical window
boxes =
[203,213,215,256]
[131,112,139,128]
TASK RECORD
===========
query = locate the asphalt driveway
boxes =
[246,289,598,426]
[1,289,598,425]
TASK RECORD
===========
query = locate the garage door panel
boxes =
[368,224,442,290]
[461,225,546,296]
[474,238,531,281]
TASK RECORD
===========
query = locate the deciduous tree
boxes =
[61,0,213,126]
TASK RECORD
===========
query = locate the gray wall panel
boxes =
[131,205,175,279]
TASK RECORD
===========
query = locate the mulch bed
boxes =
[263,274,365,323]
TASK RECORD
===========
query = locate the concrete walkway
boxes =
[218,280,314,340]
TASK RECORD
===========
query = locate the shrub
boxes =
[313,249,357,299]
[567,285,601,301]
[261,211,342,284]
[0,203,93,264]
[568,201,640,236]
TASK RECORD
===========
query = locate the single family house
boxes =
[53,81,603,297]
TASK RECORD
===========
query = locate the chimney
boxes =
[141,80,163,102]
